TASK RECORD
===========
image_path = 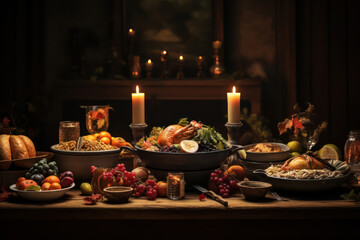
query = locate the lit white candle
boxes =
[227,86,241,123]
[132,85,145,124]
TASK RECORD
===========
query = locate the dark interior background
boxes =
[1,0,359,155]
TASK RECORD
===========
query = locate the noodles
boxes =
[265,165,343,179]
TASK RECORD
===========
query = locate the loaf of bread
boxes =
[0,134,37,170]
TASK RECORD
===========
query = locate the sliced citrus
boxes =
[179,140,199,153]
[318,144,342,160]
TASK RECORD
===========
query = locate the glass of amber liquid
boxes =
[81,105,110,134]
[167,172,185,200]
[59,121,80,143]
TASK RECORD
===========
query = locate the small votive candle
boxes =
[167,172,185,200]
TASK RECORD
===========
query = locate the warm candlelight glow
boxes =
[132,86,145,124]
[198,56,203,60]
[147,59,152,64]
[162,50,167,55]
[129,28,133,33]
[128,28,135,37]
[179,55,183,61]
[227,86,241,123]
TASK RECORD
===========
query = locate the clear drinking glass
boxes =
[59,121,80,143]
[296,113,321,152]
[167,172,185,200]
[81,105,110,134]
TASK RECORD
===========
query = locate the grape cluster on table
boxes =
[210,169,239,198]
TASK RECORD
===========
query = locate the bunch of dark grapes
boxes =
[133,179,157,200]
[209,169,239,198]
[160,145,179,152]
[198,143,217,152]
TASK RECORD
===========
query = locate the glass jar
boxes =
[167,172,185,200]
[81,105,110,134]
[344,130,360,173]
[59,121,80,143]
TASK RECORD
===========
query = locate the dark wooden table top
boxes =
[1,190,359,221]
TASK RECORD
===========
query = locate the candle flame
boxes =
[198,56,203,60]
[232,86,236,93]
[129,28,133,33]
[162,50,167,55]
[179,55,183,61]
[147,59,152,64]
[136,85,139,93]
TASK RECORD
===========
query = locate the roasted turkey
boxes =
[157,121,203,146]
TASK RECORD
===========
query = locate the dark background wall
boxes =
[1,0,359,153]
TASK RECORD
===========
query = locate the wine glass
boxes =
[81,105,110,134]
[296,113,321,153]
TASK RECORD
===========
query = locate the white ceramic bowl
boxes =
[10,183,75,201]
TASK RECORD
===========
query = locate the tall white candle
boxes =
[227,86,241,123]
[132,85,145,124]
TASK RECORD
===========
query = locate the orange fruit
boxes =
[156,181,168,197]
[225,165,245,181]
[16,177,27,189]
[44,175,60,184]
[49,182,61,190]
[84,135,97,141]
[41,182,51,191]
[111,137,128,148]
[93,133,100,139]
[99,131,111,139]
[100,136,111,145]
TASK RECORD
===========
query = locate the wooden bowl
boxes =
[103,186,133,203]
[238,181,272,201]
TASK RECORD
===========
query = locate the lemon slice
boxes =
[318,144,342,160]
[238,149,247,159]
[180,140,199,153]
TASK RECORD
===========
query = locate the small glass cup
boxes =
[59,121,80,143]
[81,105,110,134]
[167,172,185,200]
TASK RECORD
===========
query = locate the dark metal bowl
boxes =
[121,145,243,171]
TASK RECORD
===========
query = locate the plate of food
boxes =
[244,142,290,162]
[10,183,75,201]
[121,118,243,171]
[253,154,351,191]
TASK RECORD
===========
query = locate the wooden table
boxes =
[1,190,359,239]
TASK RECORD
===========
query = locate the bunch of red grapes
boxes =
[209,169,239,198]
[90,164,158,200]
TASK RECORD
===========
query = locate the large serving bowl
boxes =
[121,145,243,171]
[244,142,290,162]
[51,145,121,182]
[253,166,351,192]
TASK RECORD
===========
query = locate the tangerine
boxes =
[93,133,100,139]
[41,182,51,191]
[49,182,61,190]
[100,136,111,145]
[84,135,97,141]
[156,181,168,197]
[225,165,245,181]
[99,131,111,139]
[44,175,60,184]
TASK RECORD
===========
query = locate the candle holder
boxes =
[196,56,205,79]
[160,51,169,79]
[129,123,148,146]
[129,123,148,168]
[225,122,244,166]
[176,56,184,80]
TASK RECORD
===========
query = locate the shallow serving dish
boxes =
[238,181,272,201]
[51,145,121,182]
[121,145,243,171]
[253,169,351,192]
[244,142,290,162]
[10,183,75,201]
[103,186,133,203]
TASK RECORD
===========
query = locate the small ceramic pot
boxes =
[238,181,272,201]
[103,186,133,203]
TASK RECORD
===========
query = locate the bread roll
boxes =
[9,135,29,159]
[19,135,36,157]
[0,134,12,160]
